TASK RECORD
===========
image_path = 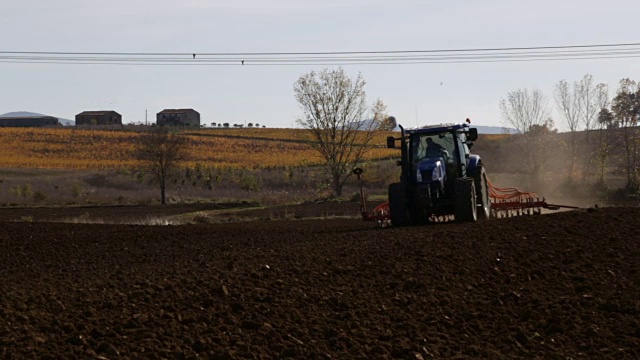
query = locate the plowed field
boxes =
[1,205,638,359]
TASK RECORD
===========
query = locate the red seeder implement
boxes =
[486,178,580,218]
[354,170,581,224]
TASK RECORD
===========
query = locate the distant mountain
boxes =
[0,111,75,126]
[391,123,516,135]
[472,125,517,135]
[0,111,46,118]
[343,118,517,135]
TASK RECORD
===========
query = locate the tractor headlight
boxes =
[432,168,440,182]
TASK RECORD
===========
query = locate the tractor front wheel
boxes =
[454,178,478,222]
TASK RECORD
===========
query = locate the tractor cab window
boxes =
[410,132,459,181]
[411,133,457,163]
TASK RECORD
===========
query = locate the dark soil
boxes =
[0,202,258,223]
[1,205,638,359]
[0,201,374,223]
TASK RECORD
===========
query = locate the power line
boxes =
[1,41,640,56]
[3,54,640,66]
[2,48,640,62]
[0,42,639,66]
[1,48,640,60]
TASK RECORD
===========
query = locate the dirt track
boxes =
[1,205,638,359]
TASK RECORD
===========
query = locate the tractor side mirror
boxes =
[386,136,396,149]
[467,128,478,141]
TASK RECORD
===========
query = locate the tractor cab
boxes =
[411,131,458,191]
[388,123,478,190]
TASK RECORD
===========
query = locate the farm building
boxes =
[75,111,122,125]
[156,109,200,127]
[0,116,60,127]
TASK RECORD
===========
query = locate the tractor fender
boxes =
[467,155,481,177]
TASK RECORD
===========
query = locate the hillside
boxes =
[0,127,396,170]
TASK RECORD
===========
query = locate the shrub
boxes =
[239,174,262,192]
[136,171,146,184]
[22,184,33,198]
[33,191,47,202]
[10,186,22,197]
[349,191,366,203]
[72,184,83,198]
[191,212,211,224]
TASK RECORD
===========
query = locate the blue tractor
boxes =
[386,122,491,225]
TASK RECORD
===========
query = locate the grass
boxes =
[56,216,180,226]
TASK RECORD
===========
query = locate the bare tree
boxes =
[136,128,189,204]
[612,78,640,189]
[577,74,601,179]
[554,79,583,177]
[294,67,378,197]
[578,74,599,134]
[500,88,550,174]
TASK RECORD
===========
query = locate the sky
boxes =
[1,0,639,131]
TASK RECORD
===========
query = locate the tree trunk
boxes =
[633,128,639,189]
[160,181,166,205]
[335,185,343,197]
[622,126,635,190]
[597,128,606,185]
[333,173,343,197]
[568,131,576,179]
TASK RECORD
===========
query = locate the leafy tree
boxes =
[612,78,640,189]
[371,99,396,130]
[595,83,613,185]
[294,67,378,196]
[595,107,614,184]
[378,116,397,131]
[136,128,189,204]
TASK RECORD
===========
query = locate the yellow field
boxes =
[0,128,397,170]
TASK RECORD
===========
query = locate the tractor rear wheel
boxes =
[474,165,491,220]
[389,183,409,227]
[454,178,478,222]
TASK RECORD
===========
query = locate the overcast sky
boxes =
[1,0,638,130]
